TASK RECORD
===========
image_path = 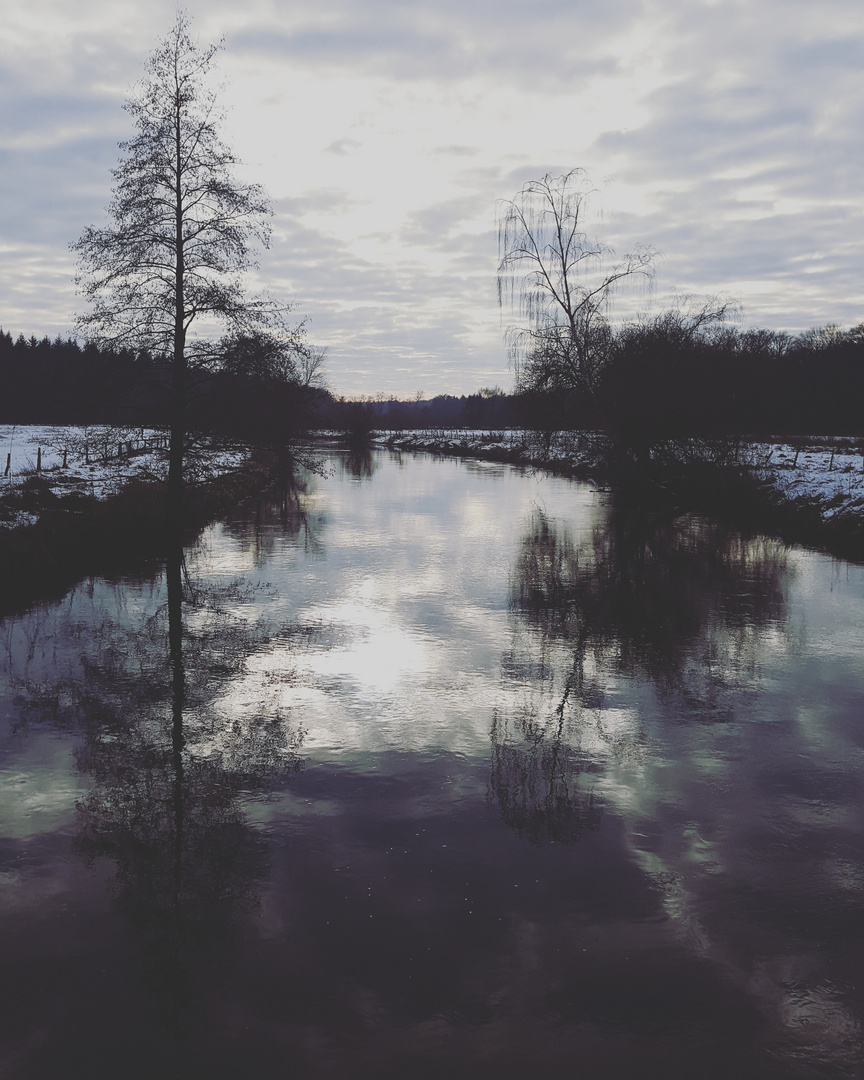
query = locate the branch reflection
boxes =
[220,467,326,562]
[338,445,377,480]
[77,550,305,1046]
[492,506,790,842]
[8,485,314,1052]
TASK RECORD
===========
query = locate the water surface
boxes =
[2,449,863,1079]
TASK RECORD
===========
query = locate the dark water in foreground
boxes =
[2,449,864,1079]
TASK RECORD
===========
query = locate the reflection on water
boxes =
[490,700,604,844]
[2,450,864,1078]
[512,507,789,712]
[490,508,788,842]
[73,553,303,1045]
[338,444,377,481]
[3,503,307,1072]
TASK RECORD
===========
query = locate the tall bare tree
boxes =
[73,12,295,526]
[497,170,656,395]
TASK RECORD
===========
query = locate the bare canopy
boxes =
[497,170,656,395]
[72,13,313,521]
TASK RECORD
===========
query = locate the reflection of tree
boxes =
[513,506,788,712]
[14,535,305,1048]
[489,702,602,844]
[221,466,325,563]
[491,506,790,842]
[338,446,377,481]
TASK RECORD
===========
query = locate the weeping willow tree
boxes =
[497,170,656,396]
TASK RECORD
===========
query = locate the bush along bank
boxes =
[0,449,283,613]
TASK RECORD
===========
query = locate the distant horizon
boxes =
[2,0,862,399]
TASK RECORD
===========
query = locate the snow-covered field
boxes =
[0,425,248,528]
[749,440,864,520]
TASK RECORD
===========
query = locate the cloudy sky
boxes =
[1,0,862,396]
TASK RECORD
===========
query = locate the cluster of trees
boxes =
[315,313,864,439]
[317,387,513,431]
[515,313,864,443]
[306,169,864,445]
[7,318,862,444]
[496,171,864,446]
[0,328,326,441]
[0,331,144,424]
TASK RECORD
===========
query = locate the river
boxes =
[1,447,863,1079]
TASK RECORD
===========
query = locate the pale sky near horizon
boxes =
[1,0,862,397]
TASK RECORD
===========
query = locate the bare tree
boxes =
[296,342,328,389]
[497,170,656,395]
[72,12,300,526]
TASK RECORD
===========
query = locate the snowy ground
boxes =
[371,429,864,525]
[3,425,863,533]
[749,440,864,519]
[0,425,249,529]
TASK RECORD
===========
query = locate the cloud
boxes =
[325,138,362,156]
[430,144,478,158]
[398,194,491,249]
[1,0,863,393]
[228,0,633,86]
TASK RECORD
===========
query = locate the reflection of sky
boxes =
[3,451,864,1073]
[203,452,864,1068]
[202,453,603,756]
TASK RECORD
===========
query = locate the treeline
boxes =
[316,390,513,432]
[325,320,864,438]
[601,319,864,441]
[0,329,512,436]
[519,318,864,441]
[0,330,324,442]
[4,319,863,441]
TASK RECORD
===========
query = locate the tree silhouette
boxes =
[72,12,301,528]
[497,171,656,396]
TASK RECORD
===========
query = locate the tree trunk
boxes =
[168,357,185,532]
[166,537,185,908]
[168,82,186,537]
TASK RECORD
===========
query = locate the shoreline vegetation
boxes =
[370,428,864,564]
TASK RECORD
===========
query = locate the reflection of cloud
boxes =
[305,595,432,695]
[501,502,864,1073]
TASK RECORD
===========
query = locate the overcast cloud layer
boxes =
[1,0,862,396]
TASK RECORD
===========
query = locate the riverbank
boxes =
[0,443,283,612]
[371,428,864,563]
